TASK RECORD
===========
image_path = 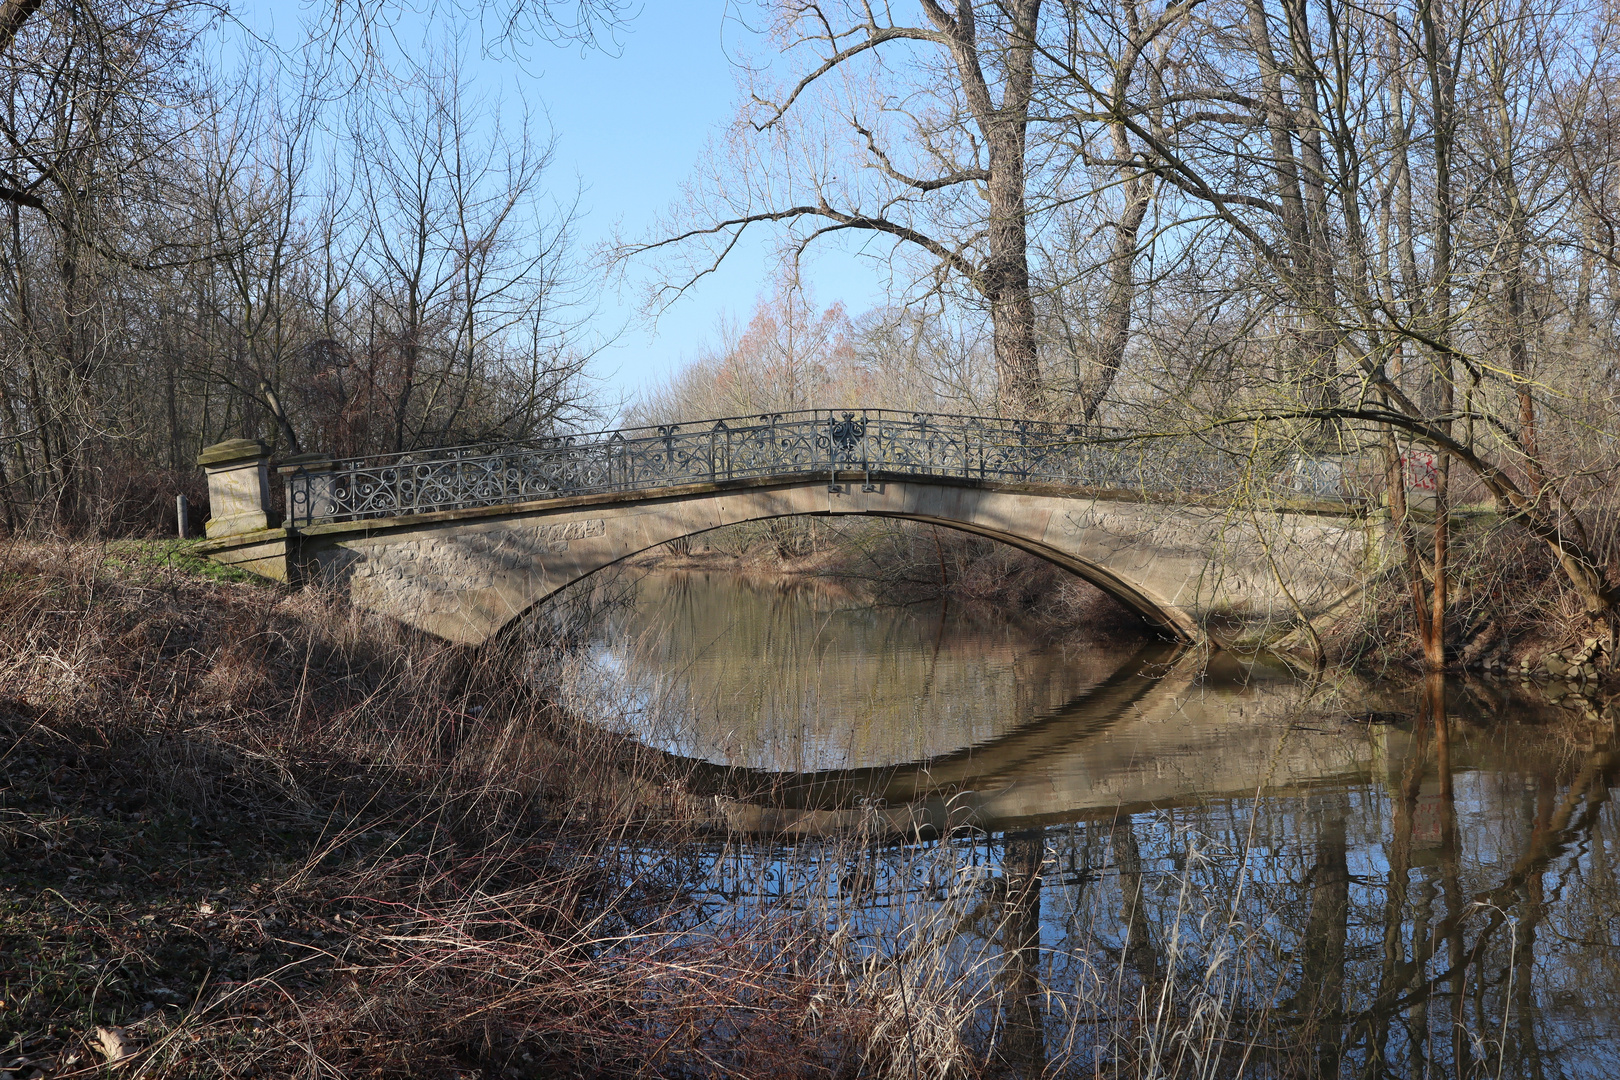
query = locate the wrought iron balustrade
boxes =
[283,409,1353,526]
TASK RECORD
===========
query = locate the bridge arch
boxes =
[299,472,1369,653]
[501,501,1192,643]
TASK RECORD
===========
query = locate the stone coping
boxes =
[197,439,270,467]
[276,452,335,476]
[195,527,292,554]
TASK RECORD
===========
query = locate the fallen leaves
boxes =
[93,1025,134,1065]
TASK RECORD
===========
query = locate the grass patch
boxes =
[99,538,274,587]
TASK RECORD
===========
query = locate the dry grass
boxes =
[0,540,890,1078]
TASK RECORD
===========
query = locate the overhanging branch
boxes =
[0,0,41,54]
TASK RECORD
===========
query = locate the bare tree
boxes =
[626,1,1054,414]
[0,4,599,534]
[0,0,216,529]
[1038,0,1620,655]
[344,53,590,454]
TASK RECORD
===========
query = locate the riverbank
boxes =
[0,541,895,1077]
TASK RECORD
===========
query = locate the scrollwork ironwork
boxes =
[282,409,1355,525]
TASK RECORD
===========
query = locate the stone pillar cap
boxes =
[277,452,335,475]
[198,439,270,468]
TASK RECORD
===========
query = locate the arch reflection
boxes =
[587,572,1620,1078]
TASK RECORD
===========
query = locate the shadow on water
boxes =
[582,571,1620,1078]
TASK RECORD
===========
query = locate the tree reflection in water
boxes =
[595,573,1620,1077]
[696,694,1617,1077]
[939,676,1619,1078]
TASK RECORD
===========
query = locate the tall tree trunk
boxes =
[1420,0,1456,670]
[975,0,1042,415]
[1082,9,1156,425]
[1082,181,1149,425]
[1489,62,1544,497]
[1280,0,1342,418]
[1247,0,1321,404]
[1384,423,1436,649]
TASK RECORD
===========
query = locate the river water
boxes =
[583,570,1620,1079]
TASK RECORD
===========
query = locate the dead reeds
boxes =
[0,540,871,1077]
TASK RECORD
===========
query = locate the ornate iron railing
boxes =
[284,409,1356,526]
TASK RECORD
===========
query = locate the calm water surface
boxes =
[585,571,1620,1079]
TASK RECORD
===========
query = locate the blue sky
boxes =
[506,4,887,407]
[233,2,887,411]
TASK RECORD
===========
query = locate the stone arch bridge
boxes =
[196,410,1378,654]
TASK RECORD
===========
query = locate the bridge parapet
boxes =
[282,409,1358,528]
[198,412,1379,655]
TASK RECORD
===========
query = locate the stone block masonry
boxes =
[341,519,609,619]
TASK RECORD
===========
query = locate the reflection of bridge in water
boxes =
[671,649,1409,836]
[197,410,1381,652]
[581,576,1593,839]
[683,682,1620,1080]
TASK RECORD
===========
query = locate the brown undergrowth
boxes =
[0,541,887,1078]
[1323,503,1620,676]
